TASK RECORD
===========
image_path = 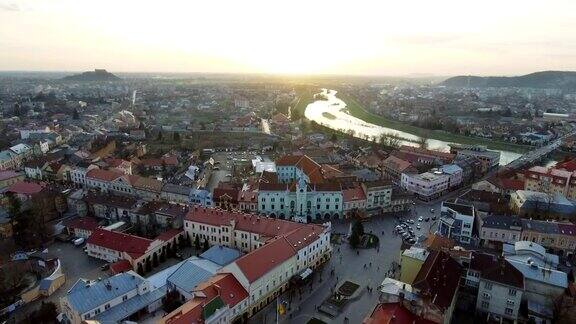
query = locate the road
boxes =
[250,202,441,324]
[505,131,575,170]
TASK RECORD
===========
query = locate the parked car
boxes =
[430,208,435,213]
[100,263,110,271]
[73,237,85,246]
[424,217,430,222]
[416,224,421,230]
[418,216,423,222]
[432,216,437,221]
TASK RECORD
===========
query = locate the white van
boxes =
[73,237,85,246]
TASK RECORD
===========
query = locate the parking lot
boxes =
[207,151,272,191]
[12,241,106,322]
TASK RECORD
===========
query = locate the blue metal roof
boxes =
[166,258,219,293]
[94,286,167,323]
[200,245,242,266]
[66,271,144,314]
[39,278,53,291]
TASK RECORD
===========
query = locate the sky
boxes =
[1,0,576,76]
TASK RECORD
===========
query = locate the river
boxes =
[304,89,522,165]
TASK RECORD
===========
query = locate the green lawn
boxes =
[338,92,532,153]
[292,87,318,118]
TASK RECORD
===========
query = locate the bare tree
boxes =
[416,133,429,149]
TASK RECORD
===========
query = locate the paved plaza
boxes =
[250,201,441,324]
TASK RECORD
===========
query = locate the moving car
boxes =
[430,208,435,213]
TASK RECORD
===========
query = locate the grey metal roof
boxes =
[200,245,243,266]
[66,271,144,314]
[507,259,568,288]
[94,286,167,323]
[167,258,220,293]
[162,183,192,196]
[521,219,559,234]
[442,201,474,216]
[482,215,522,230]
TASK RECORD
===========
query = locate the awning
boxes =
[298,268,313,280]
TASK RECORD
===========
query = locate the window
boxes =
[481,301,489,309]
[505,308,513,315]
[506,299,514,306]
[122,295,128,301]
[508,289,516,296]
[484,282,492,290]
[482,292,491,300]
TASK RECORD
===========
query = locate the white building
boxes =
[258,178,343,222]
[467,253,524,322]
[361,181,393,211]
[183,206,332,319]
[401,170,450,201]
[439,200,475,244]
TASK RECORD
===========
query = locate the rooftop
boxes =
[199,245,242,266]
[412,250,462,311]
[66,271,145,314]
[87,228,153,259]
[233,237,296,283]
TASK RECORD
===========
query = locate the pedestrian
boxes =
[369,262,372,267]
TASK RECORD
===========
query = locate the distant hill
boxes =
[62,69,120,81]
[442,71,576,90]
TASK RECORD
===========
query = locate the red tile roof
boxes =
[213,188,240,204]
[238,190,258,203]
[185,207,325,242]
[156,229,184,242]
[133,176,164,192]
[63,217,99,232]
[234,237,296,283]
[276,154,341,184]
[363,302,436,324]
[343,187,366,202]
[164,273,248,324]
[87,228,153,259]
[556,158,576,172]
[196,273,248,308]
[382,155,414,172]
[412,250,462,311]
[110,259,132,275]
[86,168,123,182]
[6,181,45,195]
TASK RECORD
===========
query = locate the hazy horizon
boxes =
[2,0,576,76]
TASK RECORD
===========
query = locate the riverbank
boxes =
[293,87,318,118]
[337,92,532,154]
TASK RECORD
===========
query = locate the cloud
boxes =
[0,2,20,11]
